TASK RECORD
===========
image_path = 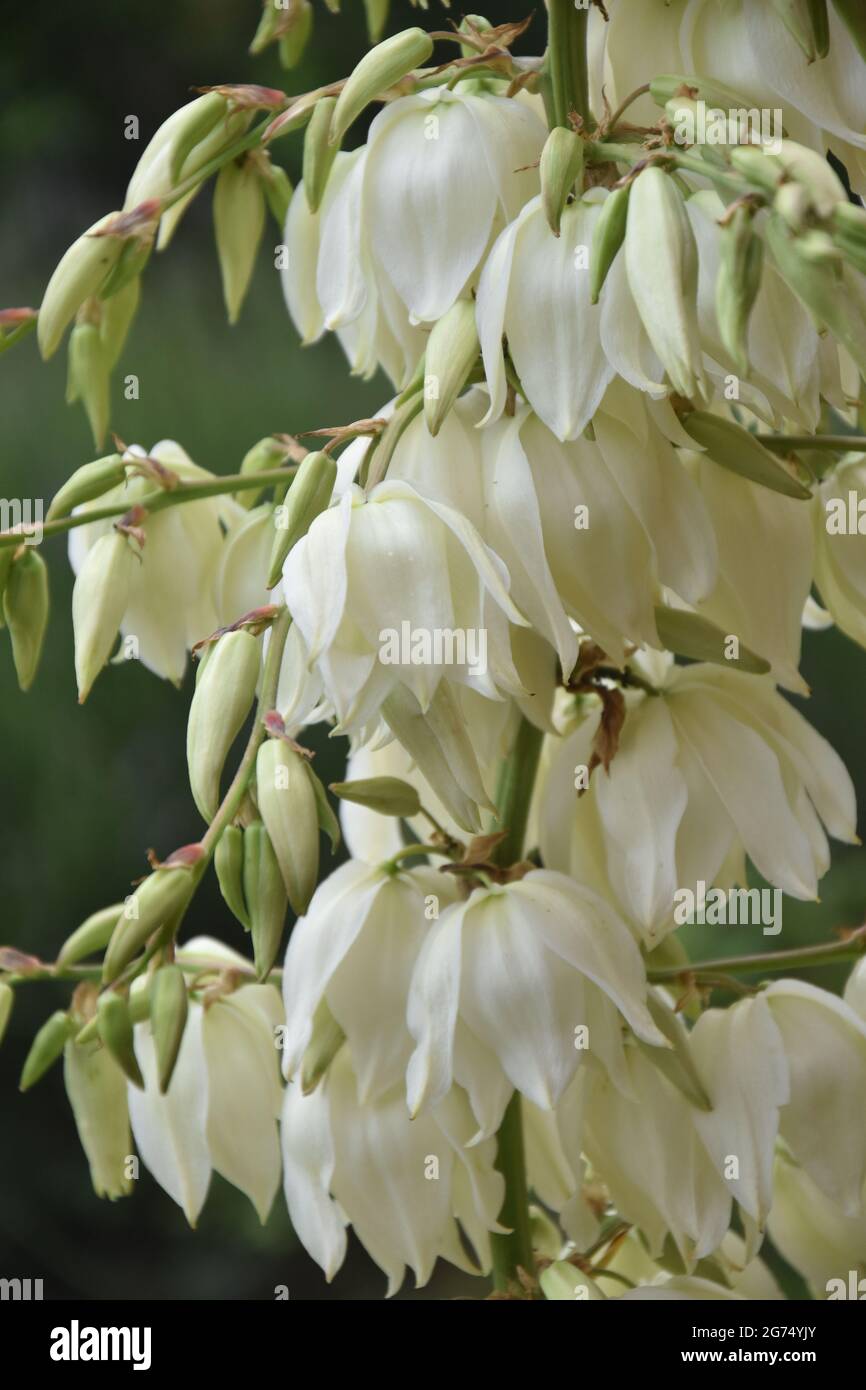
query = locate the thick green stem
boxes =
[545,0,590,129]
[490,1093,535,1293]
[491,717,544,868]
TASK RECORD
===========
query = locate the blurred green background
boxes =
[1,0,864,1302]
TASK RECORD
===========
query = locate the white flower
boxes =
[406,869,668,1120]
[128,962,283,1225]
[214,502,273,625]
[281,1046,505,1294]
[281,860,458,1104]
[767,1154,866,1298]
[68,443,234,683]
[813,454,866,650]
[538,659,857,943]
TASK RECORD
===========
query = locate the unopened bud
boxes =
[242,821,288,980]
[650,74,764,115]
[213,158,266,324]
[540,127,585,237]
[256,740,319,915]
[423,299,480,437]
[187,630,261,822]
[774,140,846,218]
[100,274,141,371]
[267,450,336,586]
[0,981,13,1048]
[169,92,229,185]
[150,963,189,1094]
[364,0,391,44]
[590,185,629,304]
[239,435,291,510]
[715,204,764,376]
[654,605,770,674]
[730,146,784,196]
[4,548,49,692]
[72,530,136,702]
[833,201,866,275]
[215,825,250,929]
[57,903,124,968]
[300,997,346,1093]
[46,454,126,521]
[330,776,421,818]
[330,28,434,147]
[766,213,866,378]
[20,1009,76,1091]
[37,214,124,360]
[102,867,196,983]
[529,1205,563,1261]
[66,320,111,448]
[63,1033,133,1199]
[683,410,812,498]
[278,1,314,68]
[97,992,144,1088]
[262,163,293,228]
[303,97,340,214]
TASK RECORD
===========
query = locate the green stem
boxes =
[760,434,866,453]
[490,1093,535,1293]
[0,465,298,550]
[545,0,590,129]
[648,928,866,984]
[491,717,544,868]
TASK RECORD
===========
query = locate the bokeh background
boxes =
[1,0,864,1301]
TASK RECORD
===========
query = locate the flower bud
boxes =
[102,868,196,984]
[730,146,783,196]
[150,963,189,1094]
[329,28,435,147]
[63,1033,133,1199]
[20,1009,76,1091]
[46,454,126,522]
[169,92,229,185]
[238,435,291,510]
[653,605,771,674]
[766,214,866,377]
[267,450,336,586]
[213,158,266,324]
[364,0,390,44]
[774,140,846,218]
[187,630,261,822]
[423,299,481,438]
[242,821,288,980]
[66,322,110,448]
[832,202,866,274]
[330,775,421,818]
[4,548,49,691]
[715,205,764,376]
[97,992,144,1089]
[37,214,124,360]
[0,981,13,1048]
[0,547,14,627]
[540,127,585,238]
[72,530,136,702]
[57,903,124,968]
[100,274,141,370]
[261,163,293,228]
[300,997,346,1093]
[625,167,704,400]
[589,184,630,304]
[649,74,763,114]
[215,825,250,929]
[256,740,320,915]
[278,1,314,67]
[303,97,340,214]
[683,411,812,499]
[833,0,866,61]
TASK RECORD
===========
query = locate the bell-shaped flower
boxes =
[537,658,857,944]
[68,442,233,683]
[813,453,866,651]
[406,869,668,1119]
[281,1046,505,1295]
[281,860,459,1104]
[128,952,283,1225]
[767,1154,866,1298]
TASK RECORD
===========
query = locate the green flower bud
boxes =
[97,992,144,1089]
[213,158,266,325]
[102,868,196,984]
[300,997,346,1093]
[169,92,229,186]
[37,214,124,360]
[278,2,314,68]
[715,205,764,376]
[20,1009,76,1091]
[330,775,421,818]
[833,202,866,275]
[766,213,866,378]
[330,28,434,146]
[307,764,341,852]
[215,825,250,929]
[72,529,135,702]
[66,320,111,446]
[46,454,126,522]
[267,450,336,586]
[238,435,291,510]
[653,605,771,674]
[100,274,141,371]
[0,981,13,1048]
[529,1205,563,1261]
[99,237,151,302]
[650,73,768,114]
[682,410,812,499]
[63,1033,133,1199]
[262,163,293,228]
[0,546,14,627]
[540,126,585,238]
[774,140,846,218]
[256,740,320,915]
[303,97,340,214]
[364,0,390,44]
[150,963,188,1094]
[423,299,481,438]
[187,630,261,822]
[832,0,866,62]
[589,184,630,304]
[242,821,288,980]
[4,548,49,692]
[729,146,784,196]
[57,903,125,968]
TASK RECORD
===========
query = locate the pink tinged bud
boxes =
[102,867,196,984]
